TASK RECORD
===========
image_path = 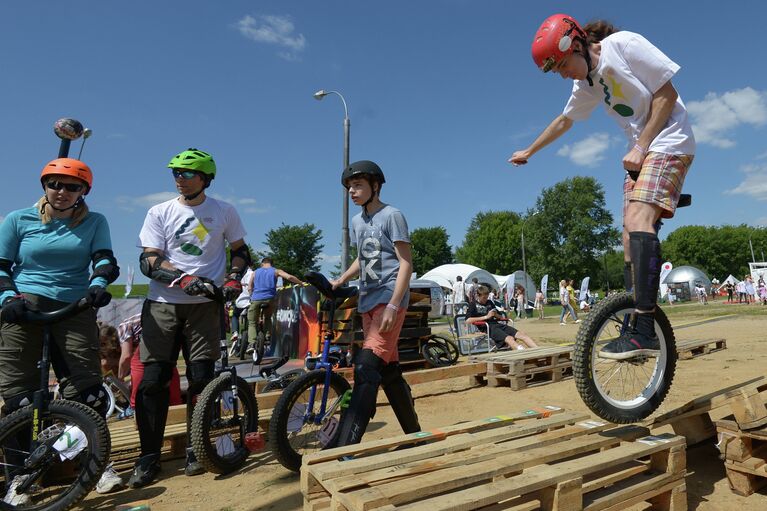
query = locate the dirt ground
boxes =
[84,303,767,511]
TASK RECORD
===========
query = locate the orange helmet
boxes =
[40,158,93,193]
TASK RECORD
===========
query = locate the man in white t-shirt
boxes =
[452,276,467,314]
[129,149,252,488]
[510,15,695,360]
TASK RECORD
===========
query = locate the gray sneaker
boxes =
[95,462,124,494]
[3,475,32,506]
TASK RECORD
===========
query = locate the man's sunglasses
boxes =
[46,180,84,193]
[172,169,200,180]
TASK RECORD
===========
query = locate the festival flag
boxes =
[124,265,135,297]
[659,262,673,298]
[579,276,590,302]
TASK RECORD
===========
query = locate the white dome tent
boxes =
[421,264,498,292]
[662,265,711,302]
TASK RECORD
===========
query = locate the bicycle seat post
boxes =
[35,325,54,417]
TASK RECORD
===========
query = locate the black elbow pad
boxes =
[0,258,18,294]
[90,250,120,284]
[139,251,183,285]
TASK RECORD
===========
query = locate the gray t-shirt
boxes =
[351,204,410,313]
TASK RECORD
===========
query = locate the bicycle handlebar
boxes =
[303,272,358,300]
[20,297,91,325]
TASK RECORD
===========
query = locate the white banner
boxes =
[124,265,135,298]
[540,274,549,297]
[579,276,590,302]
[505,274,516,308]
[659,262,673,298]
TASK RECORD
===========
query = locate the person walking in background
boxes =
[534,288,546,319]
[452,275,467,315]
[744,275,755,305]
[467,278,479,303]
[559,279,581,325]
[725,281,734,303]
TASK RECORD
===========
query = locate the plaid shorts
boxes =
[623,152,694,219]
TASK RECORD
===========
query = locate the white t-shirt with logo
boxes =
[138,196,247,304]
[563,31,695,156]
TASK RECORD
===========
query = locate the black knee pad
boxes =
[0,391,34,416]
[353,349,384,386]
[381,363,420,434]
[623,262,633,292]
[333,349,384,447]
[138,362,174,396]
[629,232,661,311]
[77,384,110,418]
[187,360,215,396]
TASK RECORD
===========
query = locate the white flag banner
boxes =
[659,262,673,298]
[505,274,516,308]
[579,276,590,302]
[541,274,549,297]
[124,265,135,298]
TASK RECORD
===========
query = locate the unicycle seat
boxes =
[304,272,358,300]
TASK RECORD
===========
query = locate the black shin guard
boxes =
[135,362,173,455]
[623,262,633,292]
[629,231,662,336]
[381,363,420,434]
[334,349,384,447]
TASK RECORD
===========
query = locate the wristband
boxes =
[385,303,399,312]
[633,144,647,155]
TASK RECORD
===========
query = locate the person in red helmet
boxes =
[510,15,695,359]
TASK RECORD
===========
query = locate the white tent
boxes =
[721,274,741,286]
[421,263,499,291]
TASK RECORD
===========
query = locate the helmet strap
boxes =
[183,189,204,201]
[40,196,84,214]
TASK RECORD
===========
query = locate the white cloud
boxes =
[115,192,178,211]
[687,87,767,148]
[726,162,767,201]
[318,252,341,263]
[209,193,271,214]
[235,14,306,60]
[556,133,611,167]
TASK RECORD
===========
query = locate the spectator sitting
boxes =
[99,324,121,377]
[466,285,538,351]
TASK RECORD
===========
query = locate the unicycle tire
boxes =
[252,332,266,365]
[268,370,351,472]
[573,292,676,423]
[0,400,110,511]
[190,374,259,474]
[421,335,459,367]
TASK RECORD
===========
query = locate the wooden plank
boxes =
[403,363,486,385]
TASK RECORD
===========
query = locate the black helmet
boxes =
[341,160,386,188]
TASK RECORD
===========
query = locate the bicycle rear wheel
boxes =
[190,374,259,474]
[268,370,350,472]
[573,292,676,423]
[251,332,266,365]
[0,400,110,511]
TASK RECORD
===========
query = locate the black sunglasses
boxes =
[172,169,199,180]
[46,180,84,193]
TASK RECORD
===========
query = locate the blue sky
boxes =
[2,1,766,282]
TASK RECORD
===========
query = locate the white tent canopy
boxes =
[721,274,741,286]
[421,264,499,292]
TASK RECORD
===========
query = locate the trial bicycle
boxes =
[267,272,356,472]
[0,298,110,511]
[572,191,691,423]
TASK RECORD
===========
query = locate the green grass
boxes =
[106,283,148,297]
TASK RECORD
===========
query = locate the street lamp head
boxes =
[313,90,328,100]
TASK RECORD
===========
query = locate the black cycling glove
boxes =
[87,286,112,308]
[0,295,27,324]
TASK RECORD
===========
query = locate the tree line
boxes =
[248,177,766,290]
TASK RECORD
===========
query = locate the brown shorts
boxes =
[623,152,693,220]
[360,304,407,364]
[140,300,222,364]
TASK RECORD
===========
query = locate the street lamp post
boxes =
[520,210,539,308]
[314,89,351,273]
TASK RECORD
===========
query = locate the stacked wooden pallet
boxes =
[675,338,727,360]
[716,417,767,496]
[469,346,574,390]
[302,407,688,511]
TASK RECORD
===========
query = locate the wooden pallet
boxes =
[675,338,727,360]
[469,346,574,391]
[645,376,767,446]
[715,416,767,496]
[302,408,687,511]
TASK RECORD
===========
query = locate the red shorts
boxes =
[129,347,182,408]
[360,304,407,363]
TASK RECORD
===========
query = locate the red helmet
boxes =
[531,14,586,72]
[40,158,93,193]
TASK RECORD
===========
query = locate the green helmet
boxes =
[167,148,216,178]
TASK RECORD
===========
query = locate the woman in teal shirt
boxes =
[0,158,119,417]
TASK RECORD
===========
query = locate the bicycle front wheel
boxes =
[190,374,259,474]
[268,370,350,472]
[573,292,676,423]
[261,368,305,394]
[421,335,460,367]
[0,400,110,511]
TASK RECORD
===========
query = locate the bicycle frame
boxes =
[304,300,342,426]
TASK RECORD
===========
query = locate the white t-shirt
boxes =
[138,196,247,304]
[563,31,695,156]
[235,268,254,309]
[452,281,466,304]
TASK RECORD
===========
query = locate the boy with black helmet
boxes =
[129,148,252,487]
[330,160,420,447]
[510,15,695,360]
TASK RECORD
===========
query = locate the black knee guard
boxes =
[334,349,384,447]
[0,391,34,416]
[381,362,420,434]
[77,384,110,418]
[186,360,215,397]
[629,232,661,312]
[136,362,173,455]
